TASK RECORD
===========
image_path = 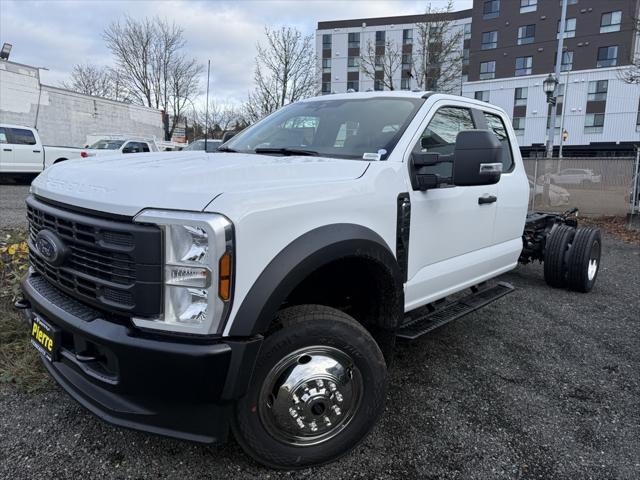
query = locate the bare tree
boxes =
[196,101,242,139]
[244,26,317,123]
[412,1,464,93]
[359,38,402,90]
[618,13,640,84]
[61,63,129,100]
[103,16,203,139]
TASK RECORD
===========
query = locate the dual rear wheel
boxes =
[544,226,601,292]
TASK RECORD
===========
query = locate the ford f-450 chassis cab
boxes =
[17,92,601,469]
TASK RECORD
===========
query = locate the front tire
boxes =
[231,305,387,469]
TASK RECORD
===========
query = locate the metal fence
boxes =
[523,156,639,216]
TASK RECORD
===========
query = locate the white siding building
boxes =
[0,59,164,147]
[462,67,640,152]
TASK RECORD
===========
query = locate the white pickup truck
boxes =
[0,124,85,174]
[18,92,601,469]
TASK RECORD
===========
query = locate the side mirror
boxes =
[222,131,236,143]
[122,147,133,154]
[452,130,503,186]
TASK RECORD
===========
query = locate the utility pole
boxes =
[546,0,568,158]
[204,59,211,151]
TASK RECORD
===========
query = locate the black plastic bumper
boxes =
[20,272,262,444]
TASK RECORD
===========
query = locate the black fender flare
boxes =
[226,223,404,337]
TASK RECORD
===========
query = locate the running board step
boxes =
[397,282,515,340]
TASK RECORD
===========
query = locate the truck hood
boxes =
[31,152,369,217]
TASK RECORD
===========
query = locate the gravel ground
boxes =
[1,235,639,480]
[0,178,32,230]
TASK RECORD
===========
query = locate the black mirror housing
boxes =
[222,131,236,143]
[452,130,503,187]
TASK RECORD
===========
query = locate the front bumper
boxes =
[20,272,262,444]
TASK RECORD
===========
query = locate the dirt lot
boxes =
[1,231,639,480]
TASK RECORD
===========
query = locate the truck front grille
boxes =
[26,195,163,316]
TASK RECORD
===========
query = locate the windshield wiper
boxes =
[217,146,238,152]
[254,147,319,156]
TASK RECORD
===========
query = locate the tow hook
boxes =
[14,298,33,325]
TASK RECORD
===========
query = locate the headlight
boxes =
[132,210,234,335]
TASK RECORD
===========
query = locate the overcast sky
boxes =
[0,0,472,105]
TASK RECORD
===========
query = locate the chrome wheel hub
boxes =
[258,346,363,446]
[587,258,598,281]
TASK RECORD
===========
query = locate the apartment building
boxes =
[462,0,639,156]
[315,10,472,95]
[316,0,640,156]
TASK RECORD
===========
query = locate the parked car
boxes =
[0,124,86,174]
[182,139,223,152]
[528,177,570,207]
[19,91,602,469]
[545,168,602,185]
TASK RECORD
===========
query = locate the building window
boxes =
[515,56,533,76]
[561,51,574,71]
[557,18,576,39]
[584,113,605,134]
[463,48,469,66]
[464,23,472,40]
[347,56,359,70]
[475,90,489,102]
[479,61,496,80]
[401,78,411,90]
[374,79,384,91]
[514,87,528,106]
[597,46,618,68]
[587,80,608,102]
[322,82,331,94]
[346,80,359,92]
[322,34,332,49]
[348,32,360,49]
[483,0,500,19]
[322,58,331,72]
[402,53,412,70]
[481,31,498,50]
[403,29,413,45]
[520,0,537,13]
[375,31,385,46]
[462,74,469,84]
[517,25,535,45]
[375,55,383,69]
[513,117,525,133]
[601,11,622,33]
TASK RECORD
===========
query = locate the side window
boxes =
[482,112,514,172]
[9,128,37,145]
[0,127,7,144]
[140,142,150,152]
[413,107,475,178]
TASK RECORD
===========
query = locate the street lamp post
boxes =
[543,73,558,159]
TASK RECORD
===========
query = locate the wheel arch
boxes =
[225,223,404,338]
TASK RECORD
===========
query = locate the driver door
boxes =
[404,103,498,309]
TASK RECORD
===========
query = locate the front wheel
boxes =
[231,305,387,469]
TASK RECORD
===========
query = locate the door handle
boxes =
[2,148,11,152]
[33,150,41,153]
[478,195,497,205]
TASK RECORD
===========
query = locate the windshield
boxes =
[225,97,424,160]
[89,140,125,150]
[183,139,222,152]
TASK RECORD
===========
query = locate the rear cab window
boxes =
[481,111,514,173]
[9,128,37,145]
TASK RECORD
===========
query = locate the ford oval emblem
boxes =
[34,230,68,267]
